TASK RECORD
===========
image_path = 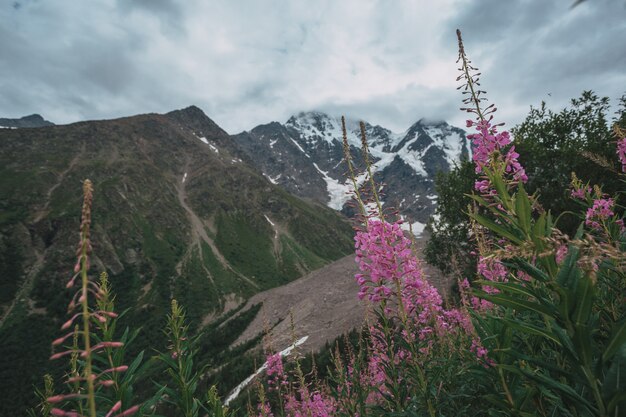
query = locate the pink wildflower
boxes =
[468,120,527,192]
[556,245,569,264]
[477,257,507,288]
[257,401,274,417]
[112,405,140,417]
[354,220,418,304]
[585,198,615,230]
[265,353,287,391]
[571,186,591,200]
[104,401,122,417]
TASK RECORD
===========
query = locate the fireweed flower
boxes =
[285,389,337,417]
[48,180,136,417]
[570,173,592,200]
[466,119,527,192]
[556,244,569,264]
[354,220,421,304]
[585,198,615,230]
[265,353,287,391]
[571,187,591,200]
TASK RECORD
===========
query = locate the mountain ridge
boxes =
[0,106,356,415]
[0,113,54,128]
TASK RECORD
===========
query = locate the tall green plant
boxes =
[456,29,626,417]
[157,299,233,417]
[46,180,140,417]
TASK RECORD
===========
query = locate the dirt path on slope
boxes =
[0,248,45,327]
[175,161,258,289]
[33,142,86,223]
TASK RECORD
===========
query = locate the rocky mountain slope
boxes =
[231,231,451,356]
[233,112,469,231]
[0,113,54,128]
[0,106,355,415]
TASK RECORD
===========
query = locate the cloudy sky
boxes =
[1,0,625,133]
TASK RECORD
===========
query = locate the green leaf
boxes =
[573,273,595,326]
[474,280,537,300]
[551,324,579,362]
[500,317,561,345]
[507,257,550,282]
[556,245,581,288]
[515,184,531,235]
[143,385,168,413]
[477,292,555,317]
[604,318,626,362]
[603,345,626,411]
[125,350,145,379]
[532,212,546,241]
[469,212,524,245]
[489,171,514,213]
[500,365,596,413]
[572,325,593,367]
[467,193,517,224]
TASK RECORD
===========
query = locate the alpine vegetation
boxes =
[23,29,626,417]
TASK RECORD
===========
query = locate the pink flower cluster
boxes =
[284,388,337,417]
[260,351,337,417]
[467,120,527,192]
[556,244,569,264]
[571,186,591,200]
[354,220,421,303]
[259,217,495,414]
[617,136,626,173]
[266,353,287,391]
[477,257,508,286]
[462,257,508,312]
[585,198,615,230]
[355,219,485,359]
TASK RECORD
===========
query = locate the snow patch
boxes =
[198,136,209,144]
[225,336,309,405]
[209,144,219,153]
[398,150,428,176]
[425,127,464,166]
[400,219,426,237]
[182,172,187,183]
[264,215,279,239]
[313,163,353,210]
[0,126,17,129]
[289,138,310,158]
[263,173,281,185]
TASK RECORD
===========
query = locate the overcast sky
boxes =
[1,0,625,134]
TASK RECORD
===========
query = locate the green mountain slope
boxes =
[0,107,354,414]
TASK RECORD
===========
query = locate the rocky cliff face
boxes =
[232,111,469,232]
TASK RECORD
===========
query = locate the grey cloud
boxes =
[116,0,186,36]
[447,0,626,127]
[0,0,624,133]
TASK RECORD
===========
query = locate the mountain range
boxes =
[234,111,469,232]
[0,106,466,415]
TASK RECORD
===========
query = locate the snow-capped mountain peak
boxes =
[233,113,469,233]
